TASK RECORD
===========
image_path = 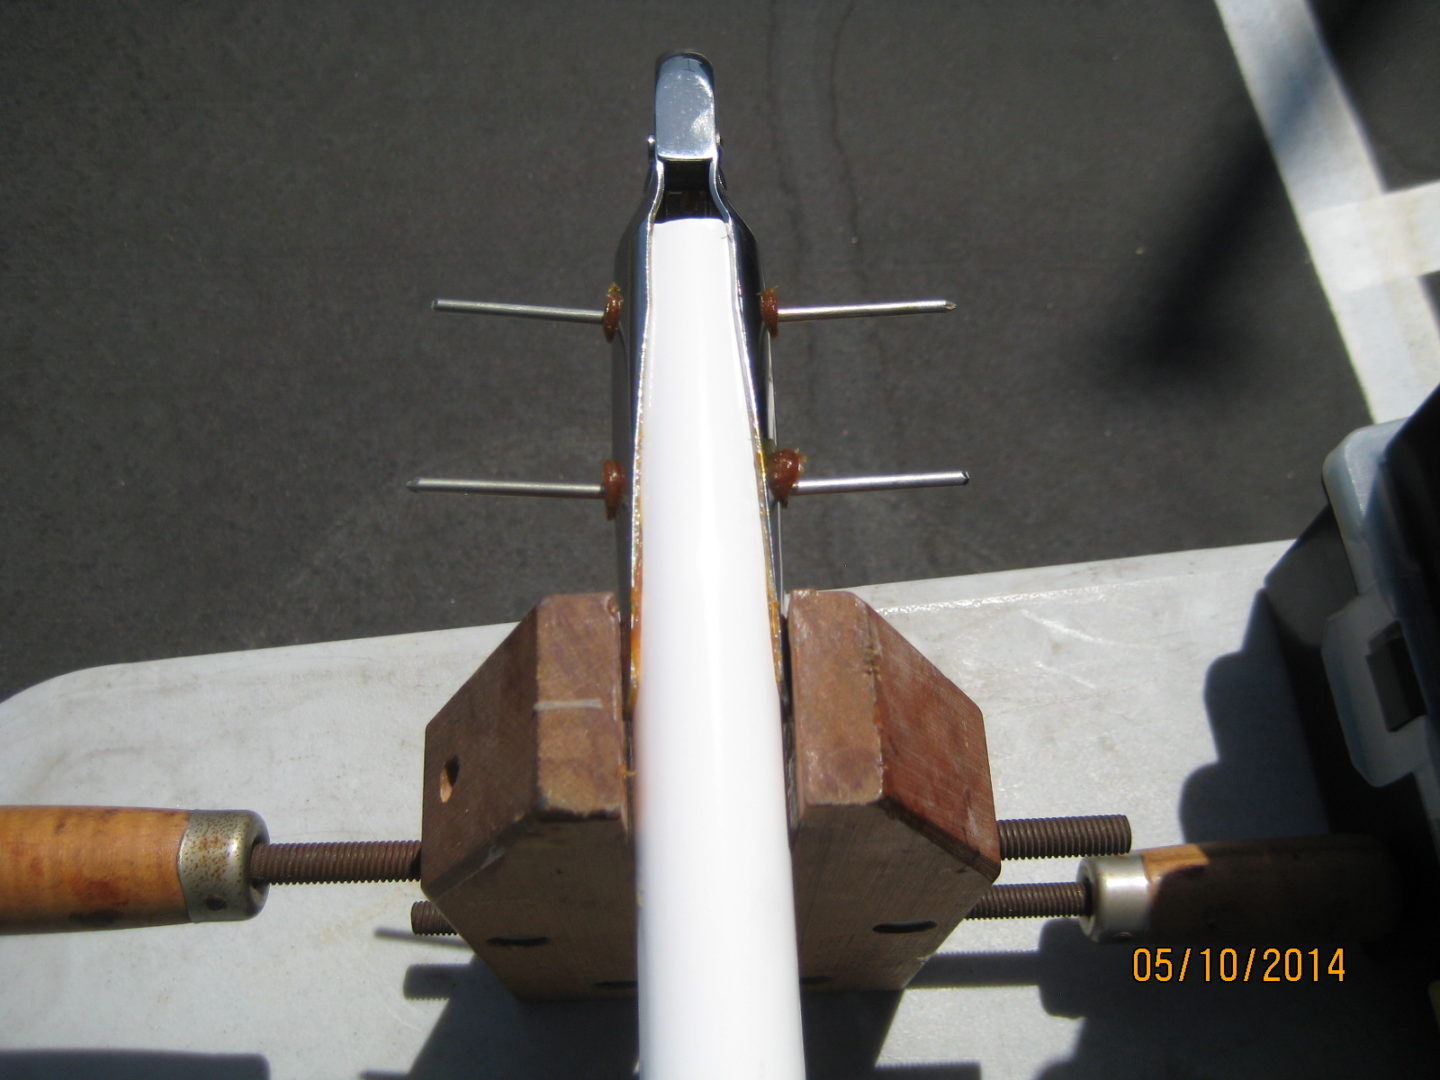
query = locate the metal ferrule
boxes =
[1077,853,1151,943]
[178,809,269,923]
[612,51,782,690]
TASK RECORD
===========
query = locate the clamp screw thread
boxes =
[967,882,1091,920]
[411,900,456,936]
[249,841,421,885]
[997,815,1131,860]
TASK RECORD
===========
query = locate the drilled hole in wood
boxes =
[439,757,460,803]
[486,935,550,948]
[872,920,937,935]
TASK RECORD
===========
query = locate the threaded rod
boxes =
[996,815,1131,860]
[967,882,1091,919]
[258,810,1123,899]
[411,900,456,936]
[248,812,1127,886]
[250,841,422,885]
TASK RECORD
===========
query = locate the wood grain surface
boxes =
[421,588,1005,997]
[0,805,190,932]
[421,592,633,999]
[1142,834,1401,941]
[788,589,1001,990]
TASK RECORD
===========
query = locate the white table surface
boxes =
[1,540,1430,1078]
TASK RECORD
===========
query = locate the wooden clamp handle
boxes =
[1080,833,1402,943]
[1142,834,1402,942]
[0,806,268,934]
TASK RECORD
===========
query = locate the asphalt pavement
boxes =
[4,1,1435,700]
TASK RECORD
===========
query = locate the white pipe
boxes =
[633,217,806,1079]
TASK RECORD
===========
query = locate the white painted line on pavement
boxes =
[1216,0,1440,422]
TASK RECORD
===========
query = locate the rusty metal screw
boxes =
[249,841,421,885]
[996,815,1131,860]
[760,286,779,338]
[601,459,626,521]
[411,900,456,936]
[967,882,1091,920]
[602,283,624,341]
[767,447,807,507]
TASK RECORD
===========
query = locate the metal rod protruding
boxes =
[967,882,1091,920]
[249,841,421,885]
[410,900,456,936]
[790,470,969,496]
[997,815,1132,860]
[407,478,606,499]
[431,299,606,323]
[431,297,953,326]
[777,299,954,322]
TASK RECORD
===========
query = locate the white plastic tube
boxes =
[632,217,806,1079]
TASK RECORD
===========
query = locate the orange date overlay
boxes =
[1132,946,1346,983]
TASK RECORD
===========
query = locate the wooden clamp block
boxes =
[421,589,997,999]
[788,589,1001,990]
[420,592,634,999]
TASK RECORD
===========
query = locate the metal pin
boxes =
[790,470,969,496]
[431,299,606,324]
[431,297,954,325]
[407,478,606,499]
[777,299,954,323]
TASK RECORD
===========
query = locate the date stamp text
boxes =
[1131,946,1346,983]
